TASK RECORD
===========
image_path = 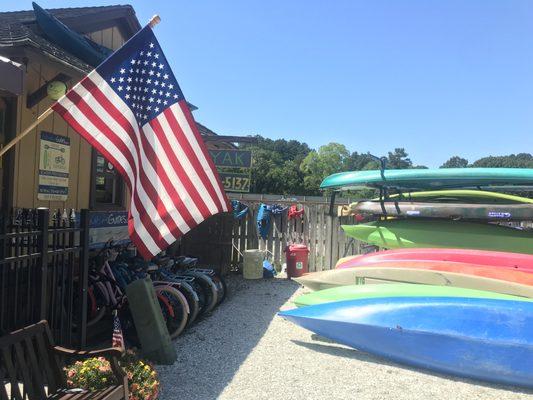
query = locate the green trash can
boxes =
[125,277,177,364]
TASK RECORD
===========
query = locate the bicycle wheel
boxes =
[153,279,200,326]
[182,271,218,313]
[211,274,227,305]
[155,285,188,339]
[86,282,108,327]
[171,281,200,327]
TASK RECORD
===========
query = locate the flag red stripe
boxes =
[64,89,181,243]
[81,78,194,233]
[135,121,198,227]
[77,79,186,237]
[164,106,224,213]
[127,216,154,258]
[149,116,212,220]
[52,101,165,253]
[178,101,231,211]
[53,62,231,258]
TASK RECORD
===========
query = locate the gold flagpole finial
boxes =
[148,15,161,28]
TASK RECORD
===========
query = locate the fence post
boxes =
[37,208,49,320]
[78,209,90,349]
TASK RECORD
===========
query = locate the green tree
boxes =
[386,148,412,169]
[440,156,469,168]
[471,153,533,168]
[241,136,311,194]
[300,143,352,195]
[347,152,378,170]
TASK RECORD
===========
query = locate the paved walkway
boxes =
[157,276,533,400]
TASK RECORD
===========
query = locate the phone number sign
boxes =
[218,171,251,193]
[209,150,252,193]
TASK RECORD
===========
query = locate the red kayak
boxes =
[334,260,533,286]
[336,248,533,273]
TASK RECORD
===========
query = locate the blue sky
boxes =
[4,1,533,167]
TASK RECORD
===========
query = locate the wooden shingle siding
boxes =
[10,26,127,209]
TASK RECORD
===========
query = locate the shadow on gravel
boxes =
[158,276,300,400]
[292,339,533,395]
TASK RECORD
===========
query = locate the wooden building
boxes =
[0,4,232,215]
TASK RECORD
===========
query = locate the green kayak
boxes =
[320,168,533,191]
[294,283,532,307]
[378,189,533,204]
[342,219,533,254]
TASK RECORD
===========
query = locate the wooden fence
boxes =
[228,194,368,272]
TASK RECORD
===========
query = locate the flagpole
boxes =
[0,107,54,159]
[0,14,161,160]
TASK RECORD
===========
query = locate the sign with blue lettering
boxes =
[89,211,130,248]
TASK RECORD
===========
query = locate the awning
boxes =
[0,56,24,96]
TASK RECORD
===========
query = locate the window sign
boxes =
[38,131,70,201]
[88,211,130,248]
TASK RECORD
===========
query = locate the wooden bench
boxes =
[0,320,128,400]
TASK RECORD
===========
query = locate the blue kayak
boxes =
[320,168,533,191]
[279,297,533,388]
[33,2,112,67]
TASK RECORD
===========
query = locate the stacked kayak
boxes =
[293,264,533,297]
[320,167,533,191]
[293,283,533,307]
[279,297,533,388]
[341,219,533,254]
[335,248,533,272]
[281,167,533,387]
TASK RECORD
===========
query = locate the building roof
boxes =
[0,4,141,73]
[196,121,219,137]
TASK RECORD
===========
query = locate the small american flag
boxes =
[52,25,230,258]
[112,310,125,351]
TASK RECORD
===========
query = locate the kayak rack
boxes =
[328,154,390,217]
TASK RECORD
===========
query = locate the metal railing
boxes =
[0,208,90,347]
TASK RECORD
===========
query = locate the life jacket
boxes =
[288,205,304,220]
[256,203,288,239]
[231,200,249,220]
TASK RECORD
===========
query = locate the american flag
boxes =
[52,25,230,258]
[112,310,125,351]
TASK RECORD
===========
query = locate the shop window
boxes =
[91,151,124,209]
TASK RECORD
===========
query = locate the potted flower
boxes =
[65,349,159,399]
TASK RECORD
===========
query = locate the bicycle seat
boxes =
[146,263,159,272]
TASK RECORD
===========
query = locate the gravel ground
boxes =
[157,276,533,400]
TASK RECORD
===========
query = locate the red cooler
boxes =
[285,244,309,278]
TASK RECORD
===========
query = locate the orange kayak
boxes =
[346,260,533,286]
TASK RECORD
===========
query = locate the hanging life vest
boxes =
[288,205,304,220]
[231,200,249,220]
[256,204,288,239]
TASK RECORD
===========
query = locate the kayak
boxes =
[348,201,533,221]
[279,297,533,388]
[33,2,112,66]
[342,220,533,254]
[293,267,533,297]
[336,260,533,285]
[336,248,533,272]
[293,283,532,307]
[380,189,533,204]
[320,168,533,191]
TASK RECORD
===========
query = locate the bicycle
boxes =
[152,255,219,315]
[86,245,189,340]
